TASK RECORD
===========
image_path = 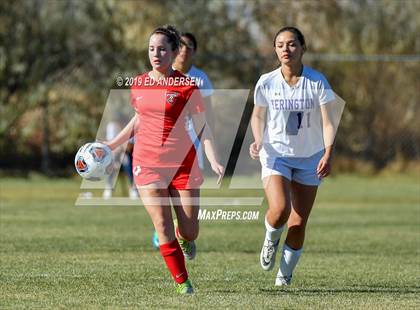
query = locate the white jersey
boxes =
[186,65,214,97]
[106,121,121,140]
[254,66,335,161]
[182,65,213,169]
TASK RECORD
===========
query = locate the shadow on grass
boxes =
[259,286,420,295]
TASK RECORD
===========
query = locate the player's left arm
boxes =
[103,115,137,151]
[317,101,336,178]
[203,96,215,133]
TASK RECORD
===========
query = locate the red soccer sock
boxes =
[159,239,188,284]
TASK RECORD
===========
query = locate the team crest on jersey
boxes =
[133,165,141,176]
[166,91,180,105]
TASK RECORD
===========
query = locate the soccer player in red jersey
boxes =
[104,25,223,294]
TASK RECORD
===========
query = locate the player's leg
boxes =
[287,181,318,249]
[170,188,200,260]
[103,167,117,199]
[264,175,292,227]
[276,180,318,286]
[139,182,174,243]
[168,162,202,260]
[138,182,192,294]
[122,153,138,199]
[260,172,292,271]
[150,163,201,250]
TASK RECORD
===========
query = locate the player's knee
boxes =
[289,215,308,227]
[267,206,290,224]
[269,199,290,211]
[287,222,306,235]
[179,226,198,241]
[154,219,173,236]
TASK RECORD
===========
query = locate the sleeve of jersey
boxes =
[318,75,335,105]
[187,87,206,114]
[254,78,269,107]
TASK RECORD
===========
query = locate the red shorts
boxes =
[132,163,203,190]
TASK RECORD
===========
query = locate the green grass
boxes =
[0,174,419,309]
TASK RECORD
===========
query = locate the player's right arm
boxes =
[104,115,137,150]
[250,106,266,160]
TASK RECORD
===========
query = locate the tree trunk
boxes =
[41,100,50,174]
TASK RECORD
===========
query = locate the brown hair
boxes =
[150,25,181,51]
[273,26,306,48]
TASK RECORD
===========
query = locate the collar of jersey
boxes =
[279,65,306,89]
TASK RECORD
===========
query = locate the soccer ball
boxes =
[74,142,114,181]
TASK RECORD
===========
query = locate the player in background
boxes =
[250,26,337,286]
[173,32,215,169]
[152,32,215,249]
[104,25,223,294]
[103,119,138,200]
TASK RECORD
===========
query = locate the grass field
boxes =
[0,174,419,309]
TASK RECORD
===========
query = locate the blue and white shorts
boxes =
[261,151,323,186]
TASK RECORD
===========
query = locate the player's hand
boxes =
[317,155,332,179]
[98,140,121,152]
[96,139,112,149]
[249,141,262,160]
[211,162,224,184]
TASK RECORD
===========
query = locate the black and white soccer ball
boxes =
[74,142,113,181]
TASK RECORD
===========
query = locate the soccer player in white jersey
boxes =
[173,32,214,169]
[250,26,337,286]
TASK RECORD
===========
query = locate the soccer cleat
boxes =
[260,238,280,271]
[129,187,139,200]
[174,219,196,260]
[175,279,194,294]
[80,192,93,199]
[275,274,292,286]
[178,238,196,260]
[102,189,112,199]
[152,231,160,249]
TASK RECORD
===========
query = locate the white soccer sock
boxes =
[278,243,302,277]
[265,216,284,242]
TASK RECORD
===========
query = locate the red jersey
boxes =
[130,70,205,168]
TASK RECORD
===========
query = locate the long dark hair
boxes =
[273,26,306,48]
[180,32,198,51]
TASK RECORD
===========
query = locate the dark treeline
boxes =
[0,0,418,174]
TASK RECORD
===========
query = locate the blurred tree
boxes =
[249,0,419,168]
[0,0,134,172]
[0,0,418,173]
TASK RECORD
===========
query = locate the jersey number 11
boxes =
[286,111,311,135]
